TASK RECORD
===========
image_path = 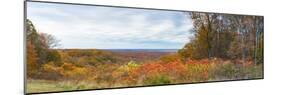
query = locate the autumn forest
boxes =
[26,3,263,94]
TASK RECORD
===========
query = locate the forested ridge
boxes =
[26,12,263,93]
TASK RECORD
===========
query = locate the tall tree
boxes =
[26,19,62,66]
[179,12,263,64]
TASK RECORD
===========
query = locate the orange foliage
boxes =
[139,62,166,75]
[27,41,39,77]
[163,60,187,77]
[135,59,188,81]
[62,62,75,71]
[186,59,210,64]
[41,62,64,80]
[185,59,211,80]
[61,63,90,79]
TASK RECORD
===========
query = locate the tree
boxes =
[179,12,263,64]
[179,12,220,61]
[27,19,48,64]
[27,41,39,77]
[46,50,63,66]
[26,19,63,70]
[189,12,216,59]
[227,15,264,64]
[39,33,61,49]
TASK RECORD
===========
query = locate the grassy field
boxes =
[27,79,99,93]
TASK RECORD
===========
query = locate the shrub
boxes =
[111,60,140,85]
[185,63,210,82]
[163,60,187,81]
[40,62,64,80]
[139,62,165,75]
[46,50,63,66]
[117,60,139,72]
[136,60,188,84]
[144,75,171,85]
[61,63,90,80]
[61,63,76,71]
[209,61,243,80]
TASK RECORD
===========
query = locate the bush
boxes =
[61,63,76,71]
[46,50,63,66]
[40,62,64,80]
[61,63,90,80]
[111,60,140,85]
[185,63,210,82]
[144,75,171,85]
[209,61,262,80]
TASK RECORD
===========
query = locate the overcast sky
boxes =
[27,2,193,49]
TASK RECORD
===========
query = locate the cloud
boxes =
[27,2,194,49]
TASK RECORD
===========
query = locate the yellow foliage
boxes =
[62,63,75,71]
[43,62,63,73]
[41,62,64,80]
[61,63,89,79]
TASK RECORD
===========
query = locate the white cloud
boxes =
[27,2,194,49]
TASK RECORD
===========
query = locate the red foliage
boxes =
[135,59,187,79]
[163,60,187,75]
[139,62,166,75]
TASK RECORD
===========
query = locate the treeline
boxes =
[179,13,264,64]
[58,49,126,66]
[26,19,63,77]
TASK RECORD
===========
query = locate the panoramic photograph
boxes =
[26,2,264,93]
